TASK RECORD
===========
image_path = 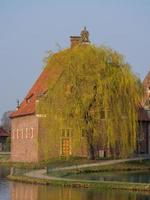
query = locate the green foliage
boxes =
[5,137,11,151]
[37,45,143,159]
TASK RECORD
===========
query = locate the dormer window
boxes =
[26,99,31,103]
[26,94,33,103]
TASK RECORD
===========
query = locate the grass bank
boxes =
[46,159,150,178]
[6,158,150,192]
[1,156,150,171]
[8,174,150,192]
[0,154,10,161]
[0,156,99,168]
[71,159,150,174]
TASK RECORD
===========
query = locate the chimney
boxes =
[70,27,90,48]
[70,36,81,48]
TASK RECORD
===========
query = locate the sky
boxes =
[0,0,150,119]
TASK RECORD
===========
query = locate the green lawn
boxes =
[45,158,150,178]
[74,159,150,174]
[0,154,10,161]
[1,155,150,174]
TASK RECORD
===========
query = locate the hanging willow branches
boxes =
[37,45,143,160]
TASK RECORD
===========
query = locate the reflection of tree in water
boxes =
[0,166,10,179]
[10,181,150,200]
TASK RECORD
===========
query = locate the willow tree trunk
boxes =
[86,130,95,160]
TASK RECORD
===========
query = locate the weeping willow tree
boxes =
[37,45,143,160]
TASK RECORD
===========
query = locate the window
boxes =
[61,138,71,156]
[26,94,33,103]
[61,129,72,137]
[81,129,86,137]
[61,129,65,137]
[100,110,105,119]
[60,129,72,156]
[66,129,70,137]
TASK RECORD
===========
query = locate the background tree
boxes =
[38,45,143,160]
[0,111,12,132]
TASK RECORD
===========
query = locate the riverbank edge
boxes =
[1,156,150,169]
[7,175,150,192]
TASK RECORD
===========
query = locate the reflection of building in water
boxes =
[11,182,38,200]
[10,181,148,200]
[11,182,78,200]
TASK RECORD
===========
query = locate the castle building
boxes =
[10,28,150,162]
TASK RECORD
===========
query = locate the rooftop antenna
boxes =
[16,99,20,110]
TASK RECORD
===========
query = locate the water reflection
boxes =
[10,181,150,200]
[0,180,10,200]
[0,166,10,179]
[0,166,150,200]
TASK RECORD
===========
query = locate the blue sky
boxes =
[0,0,150,118]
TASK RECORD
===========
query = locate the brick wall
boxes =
[38,119,88,160]
[11,114,89,162]
[11,115,39,162]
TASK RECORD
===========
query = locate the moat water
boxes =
[1,167,150,200]
[66,170,150,183]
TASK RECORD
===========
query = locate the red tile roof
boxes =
[142,71,150,106]
[143,71,150,87]
[11,57,63,118]
[0,127,10,137]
